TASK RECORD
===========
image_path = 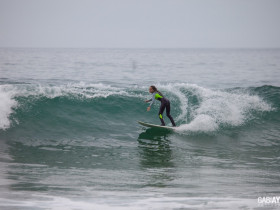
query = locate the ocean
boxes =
[0,48,279,209]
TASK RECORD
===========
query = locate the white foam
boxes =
[177,114,219,132]
[7,82,130,100]
[0,85,17,130]
[0,194,259,210]
[173,84,272,133]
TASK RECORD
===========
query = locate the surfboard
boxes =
[138,121,175,130]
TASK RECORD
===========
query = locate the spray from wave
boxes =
[0,85,17,130]
[142,83,274,132]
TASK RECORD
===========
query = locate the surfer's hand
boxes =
[144,100,148,103]
[147,107,151,111]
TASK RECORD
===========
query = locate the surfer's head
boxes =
[149,85,164,96]
[149,85,157,93]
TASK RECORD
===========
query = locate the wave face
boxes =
[0,82,278,140]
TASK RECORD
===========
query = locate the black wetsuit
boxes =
[148,91,176,126]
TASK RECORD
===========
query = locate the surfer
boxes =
[145,85,176,127]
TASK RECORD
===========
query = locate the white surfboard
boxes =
[138,121,175,131]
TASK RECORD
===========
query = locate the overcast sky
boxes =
[0,0,280,48]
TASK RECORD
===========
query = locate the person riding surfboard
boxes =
[145,85,176,127]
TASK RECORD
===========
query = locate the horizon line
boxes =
[1,46,280,50]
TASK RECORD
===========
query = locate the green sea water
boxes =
[0,48,280,209]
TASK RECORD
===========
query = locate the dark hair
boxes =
[150,85,163,97]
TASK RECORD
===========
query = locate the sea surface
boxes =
[0,48,280,209]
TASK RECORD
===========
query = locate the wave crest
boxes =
[0,82,276,132]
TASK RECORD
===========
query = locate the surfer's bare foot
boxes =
[160,124,165,126]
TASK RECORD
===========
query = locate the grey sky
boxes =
[0,0,280,48]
